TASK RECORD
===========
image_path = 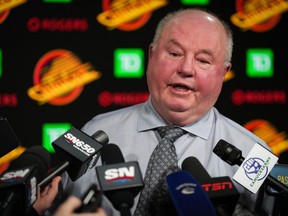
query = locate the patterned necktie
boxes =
[134,126,186,216]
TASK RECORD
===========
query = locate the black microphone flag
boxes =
[96,144,144,216]
[51,127,108,181]
[0,146,50,216]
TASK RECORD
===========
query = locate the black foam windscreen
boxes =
[213,139,243,166]
[182,157,211,181]
[10,145,50,180]
[101,143,125,165]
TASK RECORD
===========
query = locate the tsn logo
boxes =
[105,166,135,181]
[64,132,95,154]
[202,181,233,192]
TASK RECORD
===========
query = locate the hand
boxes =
[33,176,62,215]
[53,196,107,216]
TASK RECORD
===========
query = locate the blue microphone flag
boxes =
[166,170,216,216]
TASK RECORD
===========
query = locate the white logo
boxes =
[30,177,37,203]
[64,132,95,154]
[0,168,30,181]
[105,166,135,181]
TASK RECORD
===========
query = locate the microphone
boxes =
[267,164,288,215]
[41,127,108,184]
[213,139,288,195]
[96,144,144,216]
[0,145,50,216]
[267,164,288,195]
[0,116,20,157]
[166,170,217,216]
[182,157,239,216]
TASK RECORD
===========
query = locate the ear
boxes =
[223,63,232,77]
[148,44,155,59]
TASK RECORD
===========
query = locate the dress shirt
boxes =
[60,96,274,216]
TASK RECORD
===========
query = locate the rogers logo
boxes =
[64,132,96,154]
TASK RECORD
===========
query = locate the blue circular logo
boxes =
[242,157,268,181]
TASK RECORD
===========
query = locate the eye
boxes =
[196,51,213,65]
[170,52,178,57]
[197,59,212,70]
[198,59,210,64]
[169,51,182,57]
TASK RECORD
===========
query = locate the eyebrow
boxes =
[167,39,214,57]
[198,49,214,58]
[167,39,183,49]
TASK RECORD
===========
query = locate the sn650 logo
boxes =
[64,133,95,154]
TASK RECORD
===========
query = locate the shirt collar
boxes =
[138,97,214,140]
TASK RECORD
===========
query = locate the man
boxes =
[60,8,274,216]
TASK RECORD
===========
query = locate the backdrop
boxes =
[1,0,288,166]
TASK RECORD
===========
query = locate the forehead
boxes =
[159,11,227,57]
[164,11,226,39]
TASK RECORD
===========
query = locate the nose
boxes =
[178,56,194,77]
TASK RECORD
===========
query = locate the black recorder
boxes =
[75,184,102,213]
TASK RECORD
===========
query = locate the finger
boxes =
[40,185,49,197]
[80,208,107,216]
[96,208,107,216]
[52,175,62,186]
[58,196,82,214]
[45,176,62,200]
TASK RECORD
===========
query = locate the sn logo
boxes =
[0,168,30,181]
[104,166,135,181]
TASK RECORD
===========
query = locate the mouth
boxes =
[170,83,193,92]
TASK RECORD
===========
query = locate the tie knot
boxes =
[156,126,186,143]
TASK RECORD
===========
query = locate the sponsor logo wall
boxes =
[0,0,288,166]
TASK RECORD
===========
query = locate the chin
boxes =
[168,104,189,113]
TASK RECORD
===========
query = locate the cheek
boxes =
[147,62,170,84]
[197,72,223,93]
[147,71,165,92]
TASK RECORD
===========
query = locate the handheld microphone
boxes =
[213,139,288,195]
[96,144,144,216]
[166,170,217,216]
[44,127,108,183]
[182,157,239,216]
[0,145,50,216]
